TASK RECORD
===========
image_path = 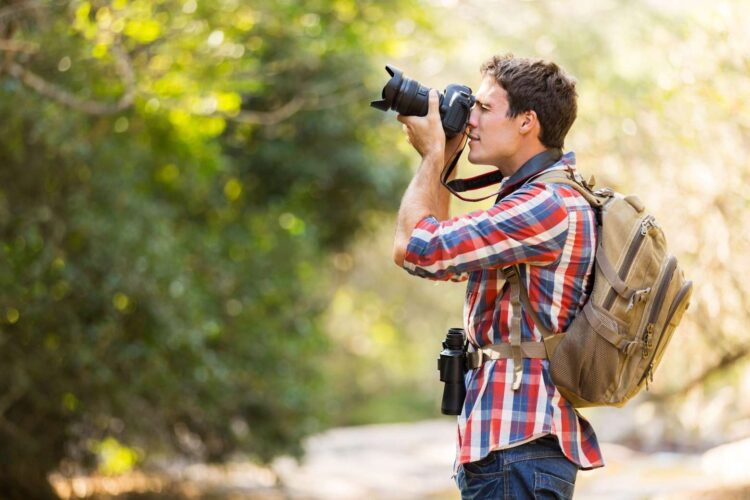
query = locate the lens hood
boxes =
[370,65,403,111]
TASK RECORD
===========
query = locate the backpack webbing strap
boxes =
[506,265,562,361]
[509,264,556,340]
[595,246,636,301]
[502,266,525,390]
[580,302,637,352]
[466,341,547,370]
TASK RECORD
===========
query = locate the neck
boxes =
[496,142,547,177]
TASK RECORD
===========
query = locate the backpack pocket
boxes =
[633,278,693,393]
[548,301,627,407]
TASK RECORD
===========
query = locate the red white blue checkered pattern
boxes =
[403,153,604,472]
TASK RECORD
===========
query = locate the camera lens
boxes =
[371,65,474,138]
[394,77,430,116]
[370,65,431,116]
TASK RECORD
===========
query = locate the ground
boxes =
[52,419,750,499]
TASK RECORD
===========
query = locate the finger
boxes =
[398,114,418,128]
[428,89,440,116]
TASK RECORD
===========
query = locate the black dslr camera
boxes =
[437,327,468,415]
[371,65,476,138]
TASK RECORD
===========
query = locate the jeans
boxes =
[455,435,578,499]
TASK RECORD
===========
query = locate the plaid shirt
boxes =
[403,151,604,472]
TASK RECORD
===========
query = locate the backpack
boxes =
[471,166,693,408]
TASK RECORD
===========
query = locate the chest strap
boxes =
[466,342,548,370]
[469,266,561,390]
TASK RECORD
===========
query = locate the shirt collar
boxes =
[497,149,574,199]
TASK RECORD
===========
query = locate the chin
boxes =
[467,148,480,164]
[467,151,486,166]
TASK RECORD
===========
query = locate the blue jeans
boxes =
[455,435,578,499]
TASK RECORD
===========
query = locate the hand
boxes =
[397,89,445,161]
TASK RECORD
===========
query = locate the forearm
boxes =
[393,152,450,266]
[392,88,464,267]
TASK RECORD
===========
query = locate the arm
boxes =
[393,89,465,267]
[403,183,570,281]
[392,153,447,267]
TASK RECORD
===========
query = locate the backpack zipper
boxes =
[603,215,656,310]
[637,256,681,388]
[641,282,692,390]
[663,281,692,328]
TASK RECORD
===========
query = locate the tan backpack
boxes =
[466,166,693,408]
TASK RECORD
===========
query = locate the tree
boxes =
[0,0,429,496]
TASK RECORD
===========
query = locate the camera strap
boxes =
[441,147,564,203]
[440,146,505,202]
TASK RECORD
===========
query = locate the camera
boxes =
[437,327,468,415]
[371,65,476,138]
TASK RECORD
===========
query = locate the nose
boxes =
[467,106,479,131]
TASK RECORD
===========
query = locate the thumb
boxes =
[428,89,440,117]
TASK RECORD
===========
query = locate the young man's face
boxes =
[466,75,525,167]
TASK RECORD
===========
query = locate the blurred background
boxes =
[1,0,749,498]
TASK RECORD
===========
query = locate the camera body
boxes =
[437,327,468,415]
[371,65,476,138]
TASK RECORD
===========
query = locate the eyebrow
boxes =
[475,98,491,108]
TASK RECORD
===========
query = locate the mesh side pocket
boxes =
[549,303,622,405]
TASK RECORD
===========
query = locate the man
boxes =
[392,54,604,499]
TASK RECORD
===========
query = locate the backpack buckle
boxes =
[623,341,640,356]
[593,187,614,197]
[640,216,660,236]
[626,287,651,312]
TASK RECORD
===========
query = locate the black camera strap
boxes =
[441,147,564,203]
[440,145,504,202]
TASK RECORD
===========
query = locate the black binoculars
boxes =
[437,327,468,415]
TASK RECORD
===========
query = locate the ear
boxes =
[518,110,538,135]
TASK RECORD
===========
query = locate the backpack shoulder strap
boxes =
[530,168,607,209]
[500,265,568,386]
[504,265,555,336]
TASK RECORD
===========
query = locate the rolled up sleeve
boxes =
[402,183,570,281]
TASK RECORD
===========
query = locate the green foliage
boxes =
[0,0,428,495]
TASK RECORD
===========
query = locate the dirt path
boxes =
[271,420,750,499]
[51,420,750,499]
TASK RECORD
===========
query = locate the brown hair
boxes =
[481,54,577,149]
